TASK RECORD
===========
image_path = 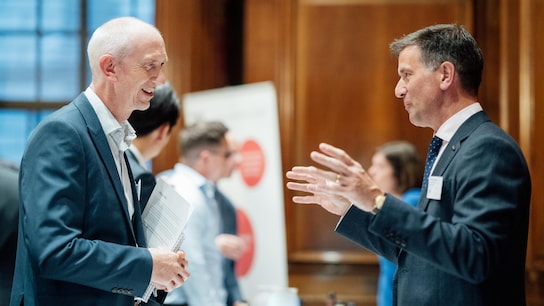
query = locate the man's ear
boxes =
[199,149,212,163]
[156,123,171,141]
[439,61,455,90]
[99,54,117,80]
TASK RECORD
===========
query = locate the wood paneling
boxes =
[525,0,544,304]
[153,0,232,174]
[293,2,473,258]
[244,0,297,252]
[285,1,475,302]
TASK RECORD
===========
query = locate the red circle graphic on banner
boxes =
[238,139,265,187]
[235,208,255,277]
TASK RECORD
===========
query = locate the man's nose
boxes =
[395,80,406,98]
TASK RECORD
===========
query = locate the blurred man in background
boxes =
[161,121,246,306]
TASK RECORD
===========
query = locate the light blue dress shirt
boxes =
[160,163,227,306]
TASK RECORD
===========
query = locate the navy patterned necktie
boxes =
[422,136,443,192]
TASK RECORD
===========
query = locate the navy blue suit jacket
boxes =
[126,149,156,211]
[336,112,531,306]
[215,189,243,305]
[10,94,153,306]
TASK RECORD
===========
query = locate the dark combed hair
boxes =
[179,121,229,160]
[390,24,484,96]
[128,82,180,136]
[376,141,423,193]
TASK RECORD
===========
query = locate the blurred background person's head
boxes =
[128,82,180,162]
[179,120,233,183]
[368,141,423,198]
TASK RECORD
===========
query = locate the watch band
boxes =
[371,194,386,215]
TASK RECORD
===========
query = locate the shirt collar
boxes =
[435,102,483,142]
[173,163,215,196]
[84,87,136,152]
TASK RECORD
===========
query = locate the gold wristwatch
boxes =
[371,194,386,215]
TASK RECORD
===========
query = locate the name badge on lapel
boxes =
[136,179,142,201]
[426,176,443,200]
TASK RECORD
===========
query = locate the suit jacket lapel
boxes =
[73,95,138,244]
[419,112,491,211]
[125,153,147,247]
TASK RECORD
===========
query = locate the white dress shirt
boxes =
[432,102,483,171]
[161,163,226,306]
[84,87,137,218]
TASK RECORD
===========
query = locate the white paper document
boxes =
[139,178,193,302]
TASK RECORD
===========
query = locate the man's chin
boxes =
[136,100,151,111]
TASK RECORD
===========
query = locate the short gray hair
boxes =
[87,17,158,77]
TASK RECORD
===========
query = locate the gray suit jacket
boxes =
[10,94,153,306]
[336,112,531,305]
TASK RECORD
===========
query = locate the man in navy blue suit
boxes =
[11,17,189,306]
[286,24,531,305]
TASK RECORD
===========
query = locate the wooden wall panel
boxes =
[293,0,473,253]
[530,0,544,265]
[244,0,297,251]
[525,0,544,303]
[153,0,196,173]
[498,0,520,136]
[154,0,231,174]
[290,0,475,304]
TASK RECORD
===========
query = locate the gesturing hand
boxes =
[286,143,383,214]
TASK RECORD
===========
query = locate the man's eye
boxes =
[142,63,155,70]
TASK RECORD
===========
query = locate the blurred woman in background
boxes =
[367,141,423,306]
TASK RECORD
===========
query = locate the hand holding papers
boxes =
[139,178,193,302]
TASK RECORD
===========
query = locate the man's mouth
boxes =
[142,88,154,96]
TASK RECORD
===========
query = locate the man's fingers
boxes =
[286,181,309,192]
[319,143,356,165]
[286,170,315,182]
[313,143,361,172]
[292,195,321,204]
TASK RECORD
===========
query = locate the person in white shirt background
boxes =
[160,121,247,306]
